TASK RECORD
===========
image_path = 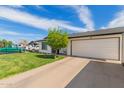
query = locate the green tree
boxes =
[46,28,68,58]
[7,41,13,47]
[0,39,13,48]
[0,40,4,48]
[2,39,8,47]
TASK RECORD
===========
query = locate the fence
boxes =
[0,47,25,54]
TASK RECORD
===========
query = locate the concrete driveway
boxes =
[0,57,89,88]
[66,60,124,88]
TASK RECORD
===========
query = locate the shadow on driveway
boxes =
[66,61,124,88]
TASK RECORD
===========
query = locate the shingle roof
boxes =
[34,37,47,42]
[69,27,124,38]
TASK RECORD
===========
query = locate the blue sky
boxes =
[0,5,124,43]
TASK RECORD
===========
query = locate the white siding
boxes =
[39,42,52,53]
[59,48,67,54]
[67,40,71,55]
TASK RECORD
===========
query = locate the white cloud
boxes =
[101,10,124,29]
[0,28,42,36]
[100,26,106,29]
[70,5,94,31]
[0,6,86,32]
[0,28,45,43]
[0,30,20,35]
[108,10,124,28]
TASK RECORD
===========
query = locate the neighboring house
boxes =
[18,40,28,49]
[38,37,66,54]
[28,40,40,51]
[18,44,28,50]
[67,27,124,65]
[18,44,25,48]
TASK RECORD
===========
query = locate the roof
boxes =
[35,37,47,42]
[69,27,124,38]
[34,40,43,42]
[28,41,37,44]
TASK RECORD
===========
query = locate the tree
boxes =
[0,41,4,48]
[2,39,8,47]
[46,28,68,58]
[7,41,13,47]
[0,39,13,48]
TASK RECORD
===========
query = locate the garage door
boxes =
[71,38,120,60]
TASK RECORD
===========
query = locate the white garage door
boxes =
[71,38,120,60]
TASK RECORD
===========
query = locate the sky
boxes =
[0,5,124,43]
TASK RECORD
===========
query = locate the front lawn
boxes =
[0,52,64,79]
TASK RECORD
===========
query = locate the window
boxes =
[42,41,47,50]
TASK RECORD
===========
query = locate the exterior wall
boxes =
[67,34,122,63]
[59,48,67,54]
[120,34,122,63]
[122,33,124,65]
[67,40,71,55]
[39,41,67,54]
[39,42,52,53]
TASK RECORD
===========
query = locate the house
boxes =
[67,27,124,65]
[35,27,124,65]
[27,40,40,52]
[38,37,66,54]
[18,40,29,50]
[38,39,51,54]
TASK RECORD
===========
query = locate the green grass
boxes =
[0,52,64,79]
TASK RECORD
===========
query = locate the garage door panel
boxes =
[71,38,119,60]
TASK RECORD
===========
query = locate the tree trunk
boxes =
[54,49,57,59]
[52,49,57,59]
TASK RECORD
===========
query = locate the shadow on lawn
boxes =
[35,54,55,59]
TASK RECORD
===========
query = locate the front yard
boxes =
[0,52,64,79]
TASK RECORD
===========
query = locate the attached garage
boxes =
[67,27,124,65]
